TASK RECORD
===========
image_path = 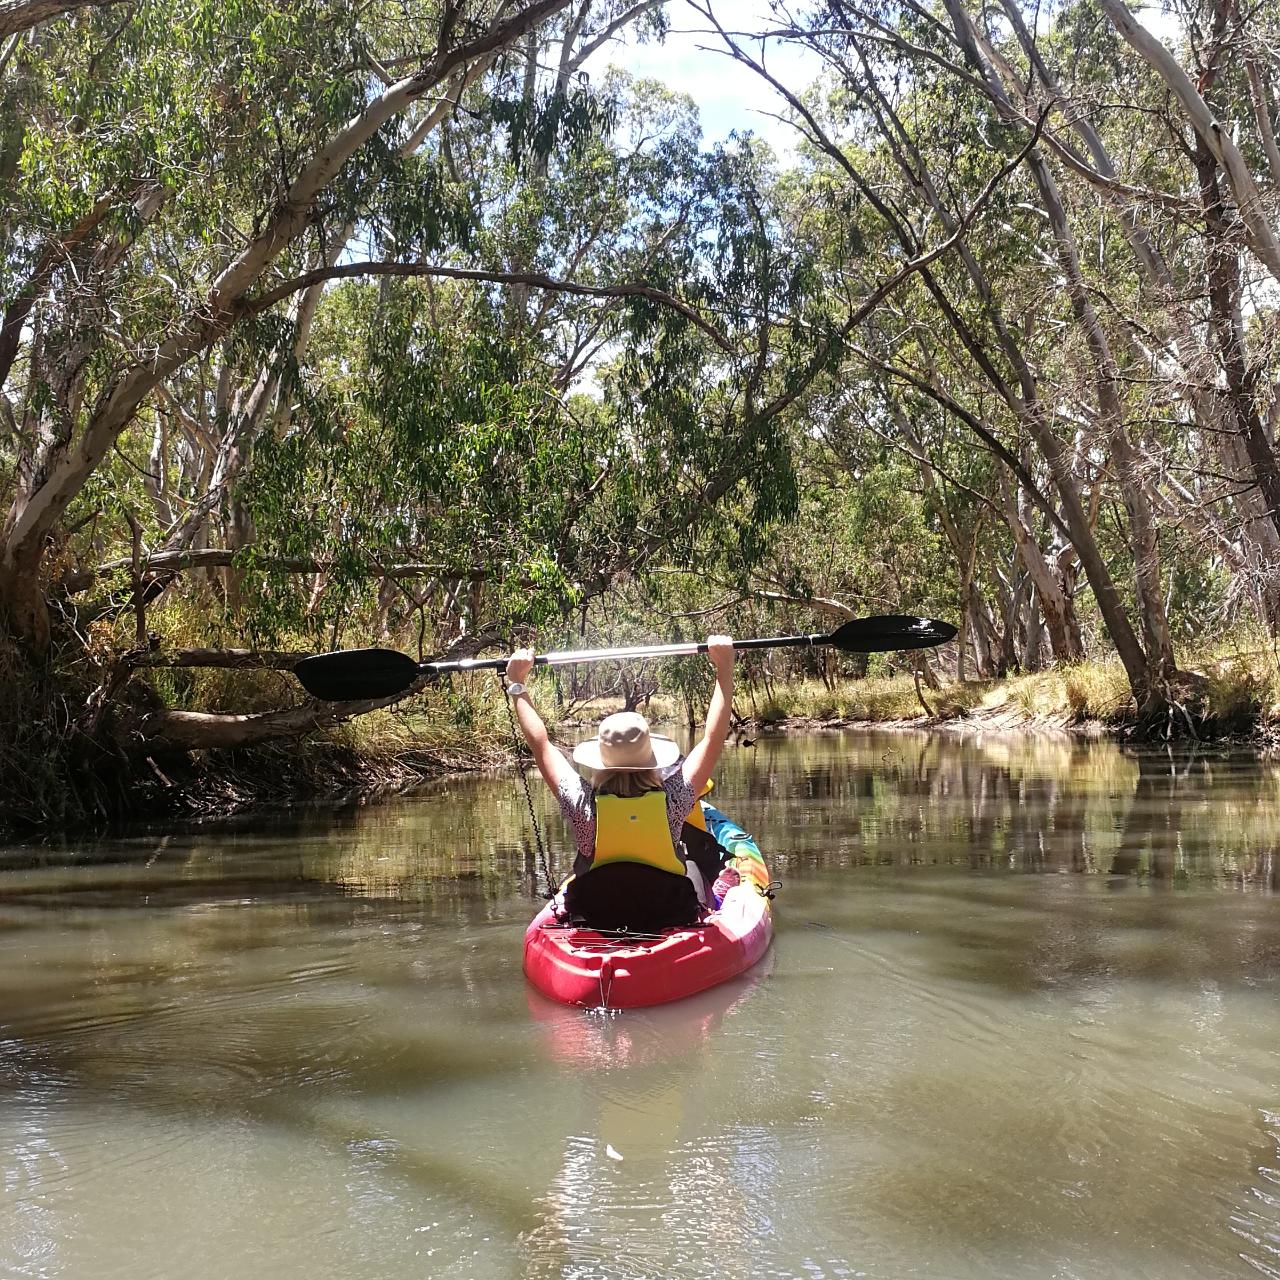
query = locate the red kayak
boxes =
[522,805,773,1009]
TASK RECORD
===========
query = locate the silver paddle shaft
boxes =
[425,634,828,673]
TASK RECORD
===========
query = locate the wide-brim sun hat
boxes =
[571,711,680,772]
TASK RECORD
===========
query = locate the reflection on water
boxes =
[1,730,1280,1277]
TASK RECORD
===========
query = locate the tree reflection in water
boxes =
[726,730,1280,890]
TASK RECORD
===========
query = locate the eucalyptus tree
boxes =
[1,0,602,654]
[955,0,1280,631]
[700,0,1280,716]
[1,0,730,780]
[3,0,887,789]
[699,8,1103,673]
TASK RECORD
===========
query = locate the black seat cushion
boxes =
[563,862,702,933]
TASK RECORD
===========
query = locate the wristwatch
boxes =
[505,682,528,697]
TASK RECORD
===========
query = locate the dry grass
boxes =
[744,642,1280,732]
[744,663,1134,728]
[1194,657,1280,726]
[746,674,986,724]
[337,703,512,770]
[1060,663,1135,719]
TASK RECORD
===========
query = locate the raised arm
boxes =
[504,648,577,792]
[681,635,734,797]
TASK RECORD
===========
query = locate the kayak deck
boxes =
[522,804,773,1009]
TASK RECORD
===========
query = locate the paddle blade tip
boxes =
[293,647,421,701]
[831,615,958,652]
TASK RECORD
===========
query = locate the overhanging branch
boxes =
[139,630,502,750]
[241,261,735,353]
[0,0,122,39]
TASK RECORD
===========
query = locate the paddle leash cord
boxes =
[500,678,557,900]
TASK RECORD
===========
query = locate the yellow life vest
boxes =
[593,790,687,877]
[685,779,715,833]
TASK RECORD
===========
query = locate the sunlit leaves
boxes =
[490,82,618,169]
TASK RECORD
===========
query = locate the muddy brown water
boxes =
[2,730,1280,1279]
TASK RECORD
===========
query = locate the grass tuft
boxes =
[1198,658,1280,726]
[739,662,1147,728]
[1060,663,1134,719]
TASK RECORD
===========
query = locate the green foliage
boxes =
[6,9,837,670]
[489,83,618,167]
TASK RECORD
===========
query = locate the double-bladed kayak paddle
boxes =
[292,614,957,702]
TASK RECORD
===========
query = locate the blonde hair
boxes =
[593,768,663,798]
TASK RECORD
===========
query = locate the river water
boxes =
[2,729,1280,1279]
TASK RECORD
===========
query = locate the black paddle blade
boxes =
[293,647,422,701]
[828,615,957,652]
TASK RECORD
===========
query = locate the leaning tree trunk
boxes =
[999,473,1084,664]
[942,0,1177,706]
[1034,161,1177,689]
[1195,137,1280,572]
[929,0,1157,707]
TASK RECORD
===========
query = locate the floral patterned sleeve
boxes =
[663,772,697,845]
[555,772,596,860]
[556,771,695,862]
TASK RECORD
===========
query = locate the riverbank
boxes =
[0,693,514,841]
[125,712,515,825]
[6,650,1277,840]
[733,660,1279,741]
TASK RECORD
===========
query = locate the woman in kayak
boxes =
[503,636,735,931]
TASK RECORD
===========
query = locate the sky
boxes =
[580,3,823,159]
[581,0,1186,158]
